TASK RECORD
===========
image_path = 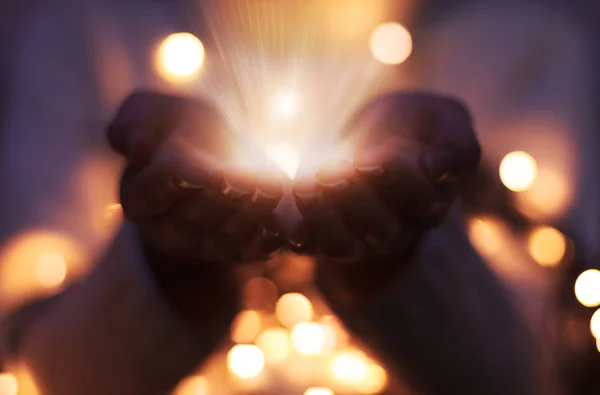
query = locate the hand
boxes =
[107,91,284,322]
[293,92,480,301]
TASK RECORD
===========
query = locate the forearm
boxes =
[2,222,237,395]
[318,210,537,395]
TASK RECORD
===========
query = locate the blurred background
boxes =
[0,0,600,394]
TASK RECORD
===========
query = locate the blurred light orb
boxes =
[597,338,600,353]
[0,374,18,395]
[499,151,537,192]
[157,33,204,81]
[256,327,290,363]
[321,315,349,350]
[467,217,503,256]
[276,293,313,328]
[290,322,327,355]
[527,226,566,267]
[273,92,299,118]
[231,310,262,344]
[305,388,334,395]
[369,23,413,65]
[591,309,600,338]
[227,345,265,379]
[332,350,368,383]
[575,270,600,307]
[356,363,388,394]
[173,375,208,395]
[35,252,67,289]
[265,143,300,180]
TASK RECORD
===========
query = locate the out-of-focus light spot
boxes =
[467,217,503,256]
[242,277,279,311]
[331,350,368,384]
[256,327,290,363]
[320,315,349,351]
[35,252,67,289]
[265,143,300,180]
[272,92,299,119]
[499,151,537,192]
[528,226,566,267]
[276,293,313,328]
[305,387,334,395]
[369,23,413,65]
[231,310,262,344]
[156,33,204,82]
[290,322,327,355]
[591,309,600,338]
[597,338,600,353]
[356,363,388,394]
[227,345,265,379]
[575,270,600,308]
[173,375,208,395]
[0,374,18,395]
[514,167,572,221]
[105,203,122,219]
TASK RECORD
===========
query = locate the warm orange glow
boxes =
[356,363,388,394]
[467,217,503,257]
[575,270,600,308]
[156,33,204,82]
[0,374,18,395]
[597,338,600,353]
[173,375,208,395]
[231,310,262,344]
[256,328,291,363]
[105,203,123,219]
[591,309,600,338]
[242,277,279,311]
[369,23,413,65]
[320,315,349,351]
[35,252,67,288]
[331,350,368,384]
[514,167,572,221]
[290,322,327,355]
[326,0,386,43]
[276,293,314,328]
[227,345,265,379]
[499,151,537,192]
[527,226,566,267]
[305,388,334,395]
[265,143,300,180]
[272,92,299,119]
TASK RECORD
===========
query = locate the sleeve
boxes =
[317,210,537,395]
[1,222,235,395]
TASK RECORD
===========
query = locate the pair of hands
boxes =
[107,90,480,320]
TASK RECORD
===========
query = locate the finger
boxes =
[120,143,221,220]
[316,160,399,255]
[293,177,360,259]
[107,91,232,167]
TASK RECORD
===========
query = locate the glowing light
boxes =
[575,270,600,308]
[276,293,313,328]
[105,203,123,218]
[290,322,327,355]
[356,363,388,394]
[35,252,67,288]
[231,310,262,344]
[528,227,566,267]
[591,309,600,338]
[0,374,18,395]
[305,388,334,395]
[514,168,572,221]
[272,92,299,118]
[227,345,265,379]
[369,23,413,65]
[597,338,600,353]
[173,375,208,395]
[156,33,204,82]
[256,328,290,363]
[265,143,300,180]
[321,315,349,350]
[467,217,503,256]
[331,350,368,383]
[499,151,537,192]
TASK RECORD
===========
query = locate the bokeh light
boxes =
[591,309,600,338]
[290,322,327,356]
[276,293,314,328]
[575,270,600,308]
[256,328,291,363]
[356,363,388,394]
[0,374,18,395]
[272,92,299,119]
[173,375,208,395]
[331,350,368,384]
[467,217,503,257]
[369,23,412,65]
[231,310,262,344]
[305,388,334,395]
[35,252,67,288]
[527,226,566,267]
[227,345,265,379]
[597,338,600,353]
[514,167,572,221]
[156,33,205,82]
[265,143,300,180]
[499,151,537,192]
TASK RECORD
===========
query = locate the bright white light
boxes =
[499,151,537,192]
[305,388,334,395]
[0,374,18,395]
[331,350,368,383]
[591,309,600,338]
[290,322,327,355]
[265,143,300,180]
[157,33,205,81]
[273,92,299,118]
[227,345,265,379]
[575,270,600,308]
[370,23,413,65]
